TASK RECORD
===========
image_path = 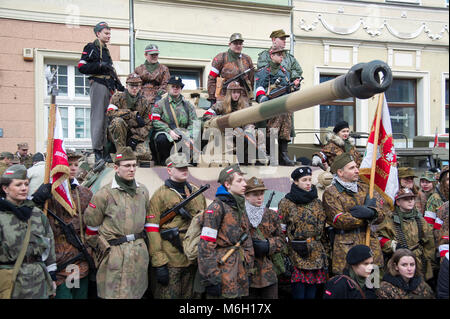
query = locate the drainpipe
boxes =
[289,0,294,55]
[129,0,135,72]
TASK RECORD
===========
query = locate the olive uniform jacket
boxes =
[146,180,206,268]
[322,180,385,275]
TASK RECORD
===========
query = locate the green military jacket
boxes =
[84,177,150,299]
[0,201,56,298]
[257,48,303,80]
[0,162,8,176]
[426,190,445,215]
[14,153,33,169]
[146,181,206,268]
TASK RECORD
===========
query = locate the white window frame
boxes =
[34,49,92,153]
[442,72,449,134]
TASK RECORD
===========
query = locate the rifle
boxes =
[46,208,96,276]
[267,80,301,100]
[219,233,248,265]
[159,184,210,226]
[105,64,125,92]
[233,128,267,159]
[265,191,275,209]
[315,134,324,147]
[223,68,252,93]
[173,128,201,155]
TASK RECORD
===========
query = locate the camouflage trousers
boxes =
[152,265,196,299]
[108,117,151,160]
[267,112,292,141]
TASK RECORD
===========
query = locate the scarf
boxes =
[114,173,137,197]
[344,139,353,153]
[231,100,239,112]
[245,201,265,228]
[165,179,190,199]
[395,206,418,231]
[285,183,318,205]
[333,175,358,194]
[269,60,281,76]
[227,49,241,63]
[232,193,246,221]
[169,94,182,106]
[349,267,367,289]
[144,60,159,73]
[0,197,34,222]
[382,272,421,293]
[125,90,139,110]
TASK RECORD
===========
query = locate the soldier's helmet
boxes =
[226,81,243,91]
[229,33,244,43]
[126,73,142,85]
[269,44,285,54]
[395,187,416,202]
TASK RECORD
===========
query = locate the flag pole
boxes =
[43,67,58,215]
[365,93,384,246]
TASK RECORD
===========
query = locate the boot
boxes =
[94,149,103,163]
[279,140,295,166]
[103,151,113,163]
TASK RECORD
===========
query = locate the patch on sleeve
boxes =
[88,202,96,209]
[325,290,332,296]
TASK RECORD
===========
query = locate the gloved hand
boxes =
[364,196,377,208]
[209,99,216,107]
[128,138,139,151]
[253,239,270,258]
[32,183,52,206]
[99,61,111,72]
[349,205,376,220]
[116,82,125,92]
[256,94,268,104]
[155,265,169,286]
[311,155,322,167]
[205,283,222,297]
[135,113,145,128]
[390,240,398,252]
[292,241,309,258]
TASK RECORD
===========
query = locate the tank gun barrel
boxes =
[213,60,392,130]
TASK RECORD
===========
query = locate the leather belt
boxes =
[108,232,146,246]
[334,225,367,235]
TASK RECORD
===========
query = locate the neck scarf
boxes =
[231,193,246,220]
[126,90,139,110]
[344,139,353,153]
[144,60,159,73]
[333,175,358,194]
[269,60,281,76]
[114,173,137,197]
[227,49,241,63]
[165,179,189,199]
[169,94,182,106]
[285,183,318,205]
[0,198,34,221]
[349,267,367,289]
[245,201,265,228]
[395,206,417,231]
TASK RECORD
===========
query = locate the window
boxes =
[44,63,91,149]
[385,78,417,146]
[319,75,356,133]
[446,79,449,133]
[169,67,202,90]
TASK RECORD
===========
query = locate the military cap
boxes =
[218,164,246,184]
[245,177,267,194]
[114,146,136,164]
[395,187,416,201]
[93,21,110,34]
[398,167,417,179]
[419,171,436,182]
[269,44,286,55]
[1,164,27,180]
[440,165,449,181]
[66,149,82,161]
[330,153,354,174]
[17,142,29,150]
[226,81,243,91]
[333,121,349,134]
[0,152,14,160]
[32,152,45,163]
[168,76,185,89]
[346,245,373,265]
[144,44,160,54]
[229,33,244,43]
[126,73,142,85]
[166,153,192,168]
[291,166,312,181]
[269,29,290,39]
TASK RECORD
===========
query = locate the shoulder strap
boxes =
[11,218,32,295]
[75,189,86,244]
[164,98,179,129]
[340,274,366,299]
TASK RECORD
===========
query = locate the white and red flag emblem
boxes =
[359,93,398,209]
[50,106,76,216]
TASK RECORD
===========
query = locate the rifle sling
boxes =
[10,218,32,297]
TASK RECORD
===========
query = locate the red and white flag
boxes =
[50,106,76,216]
[359,94,398,209]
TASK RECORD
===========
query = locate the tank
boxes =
[80,60,393,206]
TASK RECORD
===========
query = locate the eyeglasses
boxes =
[120,164,137,169]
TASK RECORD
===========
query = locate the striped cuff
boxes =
[200,227,218,242]
[85,225,99,236]
[145,223,159,233]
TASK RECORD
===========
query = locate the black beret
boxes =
[346,245,373,265]
[333,121,349,134]
[168,76,184,88]
[291,166,312,181]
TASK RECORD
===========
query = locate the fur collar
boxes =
[325,132,355,147]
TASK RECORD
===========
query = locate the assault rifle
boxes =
[159,184,210,226]
[46,208,96,277]
[223,68,252,93]
[173,128,202,155]
[233,128,267,160]
[265,191,275,209]
[267,77,303,100]
[105,64,125,92]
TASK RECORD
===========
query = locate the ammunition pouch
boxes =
[94,235,111,268]
[291,240,310,258]
[0,268,14,299]
[160,227,184,254]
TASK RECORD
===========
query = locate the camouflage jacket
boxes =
[147,180,206,268]
[416,189,435,215]
[0,162,8,176]
[198,186,254,298]
[83,177,150,299]
[376,207,435,280]
[279,196,329,270]
[436,201,449,260]
[322,181,385,275]
[376,274,435,299]
[134,63,170,104]
[47,182,93,286]
[313,133,362,168]
[152,94,198,140]
[0,200,56,298]
[207,50,254,100]
[14,152,33,169]
[257,48,303,80]
[248,207,285,288]
[108,91,152,142]
[426,190,445,215]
